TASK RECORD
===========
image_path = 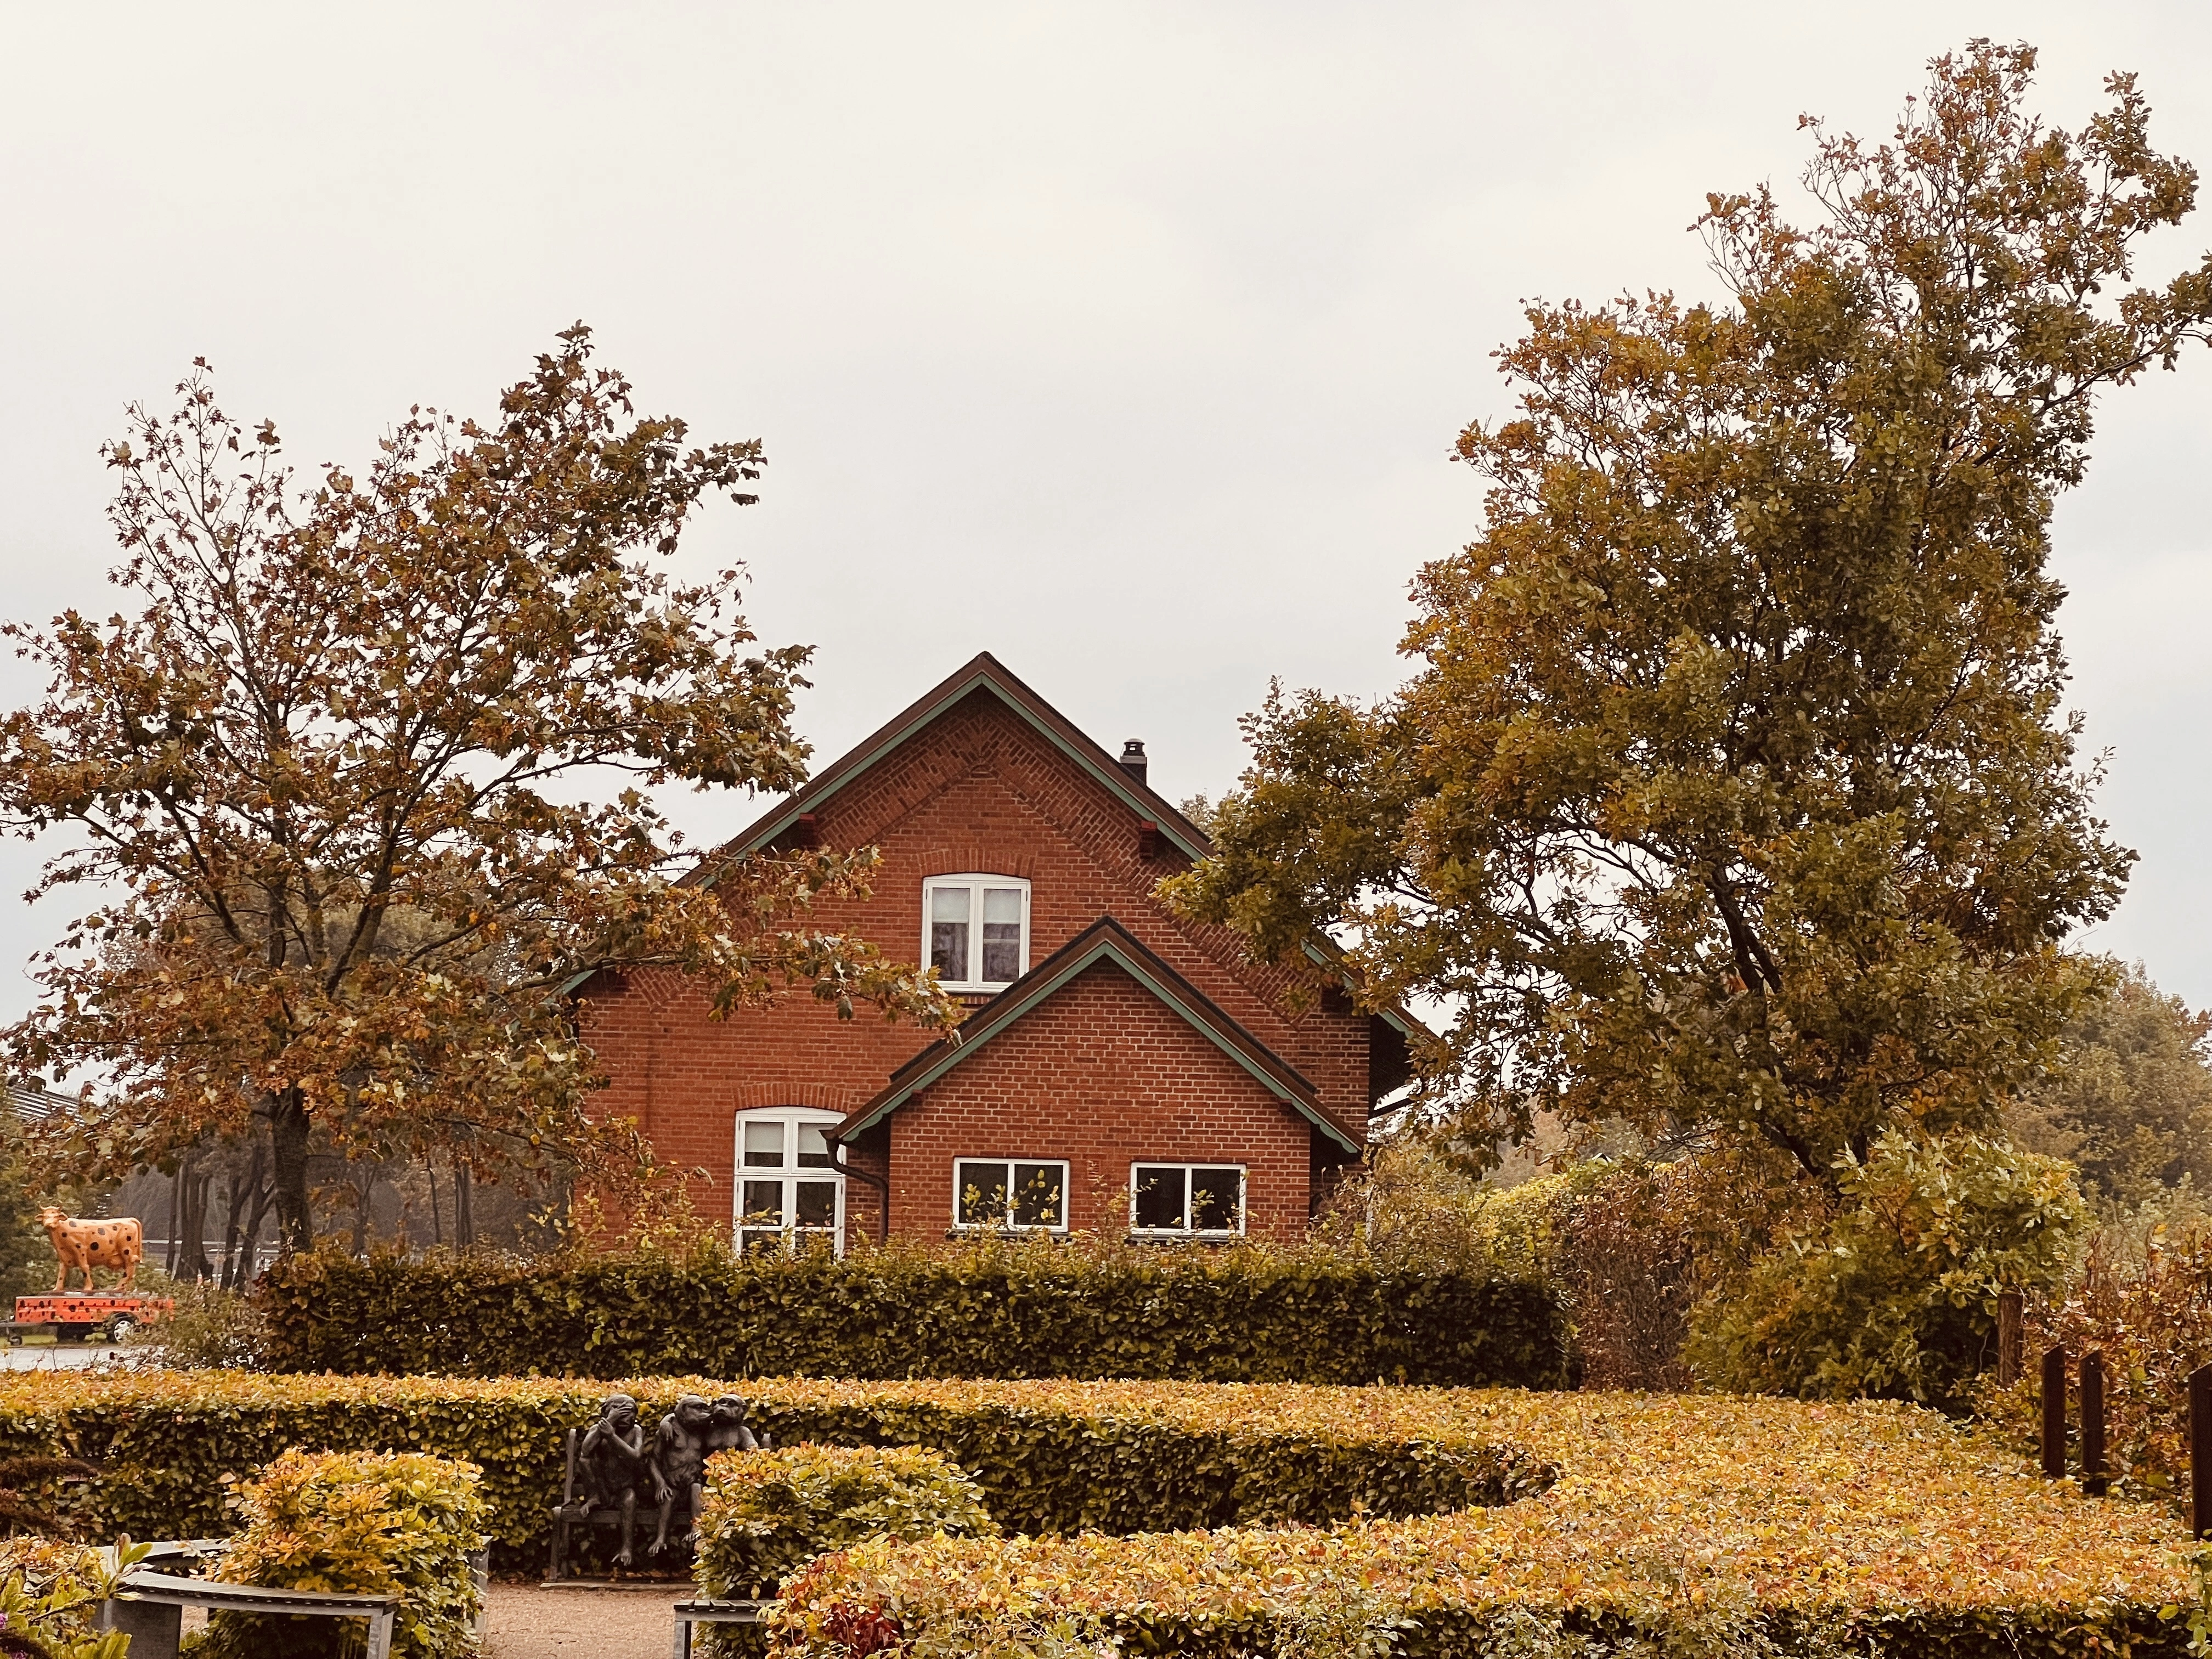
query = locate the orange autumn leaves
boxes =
[768,1388,2204,1657]
[0,1371,2194,1654]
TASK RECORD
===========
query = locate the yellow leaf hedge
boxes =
[697,1444,999,1599]
[0,1374,1541,1562]
[191,1448,489,1659]
[768,1392,2206,1659]
[696,1444,1000,1659]
[0,1537,129,1659]
[0,1374,2192,1653]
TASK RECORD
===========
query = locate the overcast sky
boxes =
[3,3,2210,1018]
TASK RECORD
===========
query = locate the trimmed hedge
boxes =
[697,1444,997,1659]
[771,1392,2210,1659]
[696,1443,996,1599]
[1,1375,2186,1655]
[192,1449,488,1659]
[254,1245,1568,1387]
[0,1375,1548,1567]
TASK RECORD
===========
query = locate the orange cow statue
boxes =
[38,1207,144,1294]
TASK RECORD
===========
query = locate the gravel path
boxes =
[487,1581,691,1658]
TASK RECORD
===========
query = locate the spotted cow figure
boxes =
[38,1208,143,1294]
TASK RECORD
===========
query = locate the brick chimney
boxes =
[1118,740,1149,788]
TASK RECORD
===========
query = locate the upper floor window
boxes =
[923,875,1030,991]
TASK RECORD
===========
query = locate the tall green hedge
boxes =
[256,1246,1568,1387]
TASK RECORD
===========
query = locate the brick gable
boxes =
[884,959,1311,1240]
[576,656,1384,1246]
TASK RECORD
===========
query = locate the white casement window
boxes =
[734,1109,847,1256]
[952,1158,1070,1232]
[1130,1163,1246,1237]
[922,874,1030,991]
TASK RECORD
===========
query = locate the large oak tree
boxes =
[0,328,958,1249]
[1167,45,2212,1184]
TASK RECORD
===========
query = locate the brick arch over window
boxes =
[915,848,1039,879]
[726,1082,864,1113]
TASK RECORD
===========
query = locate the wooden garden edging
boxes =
[2036,1345,2212,1532]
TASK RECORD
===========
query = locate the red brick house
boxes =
[575,654,1417,1250]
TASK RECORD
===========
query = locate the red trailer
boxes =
[10,1293,173,1341]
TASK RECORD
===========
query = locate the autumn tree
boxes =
[2006,960,2212,1209]
[1167,44,2212,1186]
[0,328,957,1250]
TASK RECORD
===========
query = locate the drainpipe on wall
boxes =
[832,1140,892,1246]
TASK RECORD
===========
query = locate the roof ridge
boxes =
[696,653,1213,878]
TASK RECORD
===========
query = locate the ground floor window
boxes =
[1130,1163,1245,1237]
[735,1109,845,1255]
[952,1159,1069,1231]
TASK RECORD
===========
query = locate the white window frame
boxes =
[921,873,1032,992]
[950,1157,1073,1233]
[733,1108,848,1256]
[1128,1161,1248,1238]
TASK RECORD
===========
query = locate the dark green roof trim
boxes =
[839,917,1358,1156]
[1300,940,1427,1045]
[704,653,1212,885]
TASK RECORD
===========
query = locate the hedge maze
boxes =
[0,1372,2192,1656]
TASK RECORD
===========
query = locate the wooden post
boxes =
[1997,1291,2023,1387]
[2041,1346,2067,1478]
[2191,1364,2212,1540]
[2080,1349,2107,1496]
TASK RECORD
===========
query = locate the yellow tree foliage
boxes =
[1166,44,2212,1183]
[0,328,960,1246]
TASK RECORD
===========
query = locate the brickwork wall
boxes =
[577,685,1371,1244]
[888,962,1312,1241]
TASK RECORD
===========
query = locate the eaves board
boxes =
[1300,940,1431,1045]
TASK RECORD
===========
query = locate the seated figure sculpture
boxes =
[708,1393,761,1454]
[650,1393,715,1556]
[557,1392,653,1568]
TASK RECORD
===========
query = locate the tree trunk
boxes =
[269,1092,314,1254]
[217,1166,244,1286]
[179,1158,215,1281]
[426,1158,443,1248]
[234,1175,278,1289]
[347,1161,375,1259]
[165,1164,183,1275]
[219,1136,264,1290]
[454,1160,475,1251]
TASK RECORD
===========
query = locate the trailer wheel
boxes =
[107,1317,134,1342]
